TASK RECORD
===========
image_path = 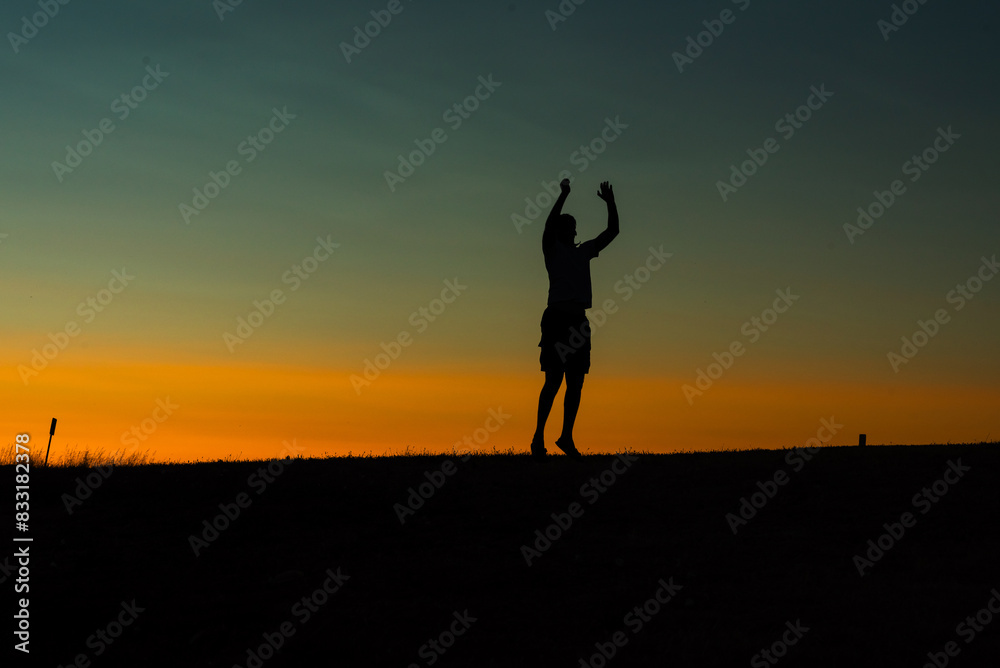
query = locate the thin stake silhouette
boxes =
[44,417,57,466]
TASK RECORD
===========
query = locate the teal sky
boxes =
[3,0,999,457]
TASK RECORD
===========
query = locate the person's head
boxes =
[555,213,577,245]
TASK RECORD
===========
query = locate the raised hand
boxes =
[597,181,614,202]
[560,178,571,195]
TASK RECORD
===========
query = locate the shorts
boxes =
[538,306,591,374]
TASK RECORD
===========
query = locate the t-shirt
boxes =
[543,238,600,309]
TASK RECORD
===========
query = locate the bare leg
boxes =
[560,371,585,444]
[533,370,564,445]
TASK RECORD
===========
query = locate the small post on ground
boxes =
[44,418,57,466]
[858,433,866,447]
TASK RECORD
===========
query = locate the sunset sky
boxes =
[4,0,998,461]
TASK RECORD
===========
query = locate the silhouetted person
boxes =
[531,179,619,460]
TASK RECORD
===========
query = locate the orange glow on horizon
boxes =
[6,354,999,463]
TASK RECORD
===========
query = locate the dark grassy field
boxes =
[7,443,1000,667]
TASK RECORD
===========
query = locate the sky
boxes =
[3,0,999,462]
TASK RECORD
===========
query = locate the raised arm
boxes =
[593,181,619,252]
[542,178,571,249]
